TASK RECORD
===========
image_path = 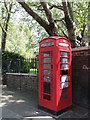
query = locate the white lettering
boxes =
[41,42,54,47]
[59,42,69,47]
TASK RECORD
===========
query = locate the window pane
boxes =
[43,76,50,81]
[43,82,50,94]
[61,64,68,69]
[43,58,50,63]
[61,52,68,57]
[61,70,68,75]
[43,70,50,75]
[61,75,69,82]
[61,58,68,62]
[43,64,50,68]
[43,52,50,57]
[61,82,69,88]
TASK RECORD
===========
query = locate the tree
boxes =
[6,22,37,58]
[0,0,13,53]
[61,1,76,47]
[17,0,58,36]
[73,1,88,46]
[17,0,88,48]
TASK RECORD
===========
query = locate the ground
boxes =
[0,85,89,120]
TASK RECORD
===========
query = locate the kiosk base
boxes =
[38,105,72,116]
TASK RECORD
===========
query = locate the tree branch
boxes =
[60,28,68,38]
[81,23,86,38]
[62,1,69,16]
[17,1,57,35]
[17,1,58,35]
[4,2,12,31]
[67,1,74,21]
[54,18,66,27]
[17,2,49,28]
[4,0,8,12]
[62,1,72,26]
[54,18,64,22]
[62,0,76,45]
[0,22,5,33]
[50,5,63,11]
[39,0,58,35]
[40,0,54,23]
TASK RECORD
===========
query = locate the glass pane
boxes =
[43,58,50,63]
[61,75,69,82]
[43,52,50,57]
[61,82,69,88]
[43,76,50,81]
[61,64,68,69]
[61,52,68,57]
[62,70,68,75]
[43,82,50,94]
[43,94,51,100]
[43,64,50,68]
[43,70,50,75]
[61,58,68,62]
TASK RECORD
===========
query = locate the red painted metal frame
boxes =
[39,36,72,112]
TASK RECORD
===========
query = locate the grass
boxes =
[29,69,37,74]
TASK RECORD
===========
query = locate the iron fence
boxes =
[2,51,38,84]
[7,56,38,74]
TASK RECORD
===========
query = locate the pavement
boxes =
[0,85,89,120]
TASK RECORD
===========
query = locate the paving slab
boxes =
[2,108,22,118]
[1,85,89,120]
[1,85,54,119]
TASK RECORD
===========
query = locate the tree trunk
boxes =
[1,31,7,53]
[1,2,12,53]
[65,15,76,47]
[40,0,58,36]
[62,1,76,48]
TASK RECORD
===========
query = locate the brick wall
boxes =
[6,73,38,92]
[72,47,90,108]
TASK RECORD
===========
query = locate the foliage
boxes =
[5,21,37,58]
[0,0,13,51]
[73,2,88,36]
[0,0,89,56]
[2,51,24,84]
[2,51,37,84]
[0,1,37,57]
[17,0,89,47]
[88,2,90,35]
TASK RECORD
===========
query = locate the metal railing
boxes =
[7,56,38,75]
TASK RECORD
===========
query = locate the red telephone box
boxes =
[39,36,72,113]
